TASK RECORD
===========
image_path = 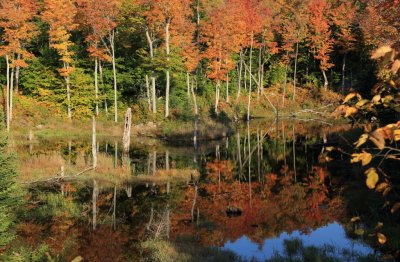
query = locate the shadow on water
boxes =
[6,119,399,261]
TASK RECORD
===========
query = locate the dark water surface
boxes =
[11,121,397,261]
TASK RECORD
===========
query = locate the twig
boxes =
[21,167,94,185]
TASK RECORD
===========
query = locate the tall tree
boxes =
[0,127,21,247]
[201,0,245,114]
[43,0,77,119]
[77,0,114,116]
[0,0,37,131]
[307,0,334,89]
[330,0,357,92]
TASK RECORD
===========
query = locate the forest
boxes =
[0,0,400,261]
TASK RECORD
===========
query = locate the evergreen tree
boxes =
[0,115,21,247]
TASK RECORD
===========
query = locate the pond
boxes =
[9,120,398,261]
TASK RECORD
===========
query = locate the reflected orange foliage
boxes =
[171,161,343,247]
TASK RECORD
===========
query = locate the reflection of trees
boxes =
[171,160,343,247]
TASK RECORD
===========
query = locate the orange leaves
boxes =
[0,0,38,61]
[307,0,334,71]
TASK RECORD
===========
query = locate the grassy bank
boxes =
[5,86,342,142]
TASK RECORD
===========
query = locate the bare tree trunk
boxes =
[95,58,99,116]
[122,108,132,154]
[92,116,97,170]
[64,62,72,119]
[226,74,229,103]
[191,79,199,148]
[113,186,117,230]
[5,55,10,132]
[146,29,157,114]
[235,50,243,113]
[165,21,171,118]
[9,67,14,121]
[292,124,297,182]
[165,150,169,170]
[341,54,346,93]
[247,34,254,122]
[215,80,220,113]
[152,151,157,176]
[99,61,108,116]
[322,70,329,90]
[282,121,287,176]
[283,61,288,108]
[191,185,198,223]
[114,141,118,168]
[146,75,151,111]
[293,42,299,101]
[247,122,252,206]
[191,79,198,116]
[15,53,20,93]
[257,48,262,100]
[237,132,243,175]
[92,179,98,230]
[110,30,118,123]
[186,72,191,100]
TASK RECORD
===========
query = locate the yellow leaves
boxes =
[343,93,361,103]
[394,130,400,141]
[345,107,358,117]
[365,168,379,189]
[372,95,381,104]
[392,60,400,74]
[371,45,392,59]
[377,233,387,245]
[354,134,369,148]
[351,152,372,166]
[391,203,400,214]
[354,228,364,236]
[71,256,83,262]
[355,99,370,108]
[350,216,360,223]
[369,129,385,149]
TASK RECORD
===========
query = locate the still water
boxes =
[11,121,393,261]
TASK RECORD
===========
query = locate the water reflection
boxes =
[12,121,389,261]
[224,222,374,261]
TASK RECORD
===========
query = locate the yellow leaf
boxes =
[351,152,372,166]
[325,146,334,152]
[355,228,365,236]
[354,134,369,148]
[391,203,400,214]
[375,222,383,229]
[356,99,370,108]
[369,130,385,150]
[365,168,379,189]
[372,95,381,103]
[350,216,360,222]
[394,130,400,141]
[71,256,83,262]
[392,60,400,74]
[377,233,387,244]
[345,107,358,118]
[343,93,359,103]
[371,45,392,59]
